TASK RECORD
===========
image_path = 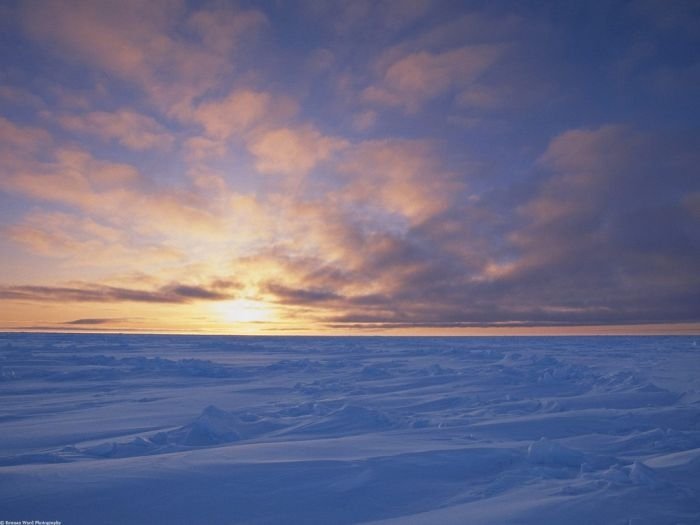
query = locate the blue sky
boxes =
[0,0,698,333]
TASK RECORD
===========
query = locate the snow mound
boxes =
[178,405,243,446]
[83,437,153,458]
[629,460,666,489]
[360,364,393,379]
[594,460,668,490]
[527,437,584,467]
[78,405,281,457]
[169,405,283,446]
[412,363,456,376]
[594,370,643,390]
[0,452,68,466]
[600,464,630,483]
[291,404,397,435]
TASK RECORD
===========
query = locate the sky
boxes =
[0,0,698,335]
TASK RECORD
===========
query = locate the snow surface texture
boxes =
[1,334,699,524]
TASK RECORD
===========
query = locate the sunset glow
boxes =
[214,300,276,325]
[0,1,698,334]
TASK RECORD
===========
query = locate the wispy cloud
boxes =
[364,45,504,112]
[0,282,236,304]
[249,126,348,178]
[57,110,174,151]
[20,0,268,115]
[63,317,133,325]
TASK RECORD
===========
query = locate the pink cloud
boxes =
[1,143,231,244]
[183,137,228,162]
[3,147,138,210]
[0,86,45,109]
[351,110,377,131]
[248,126,348,177]
[58,110,174,151]
[516,126,632,230]
[364,45,503,112]
[5,211,183,266]
[455,85,504,109]
[304,0,432,36]
[21,1,268,114]
[337,139,459,223]
[187,7,267,55]
[22,0,180,84]
[0,116,51,154]
[538,124,638,176]
[683,192,700,219]
[191,89,298,140]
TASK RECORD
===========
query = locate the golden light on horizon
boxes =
[213,299,276,325]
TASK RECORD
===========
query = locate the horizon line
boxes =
[2,325,699,337]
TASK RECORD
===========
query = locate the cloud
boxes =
[684,192,700,218]
[2,147,139,210]
[364,45,503,112]
[192,89,275,140]
[264,283,340,304]
[248,126,348,177]
[0,282,234,304]
[165,284,228,300]
[63,318,131,325]
[357,10,555,117]
[629,0,700,37]
[183,137,228,162]
[187,6,268,55]
[351,110,377,131]
[494,125,700,323]
[20,0,268,114]
[228,124,700,329]
[414,12,527,49]
[22,1,185,88]
[58,109,174,151]
[0,117,51,155]
[455,85,504,110]
[4,210,185,267]
[336,139,460,223]
[0,86,45,109]
[303,0,433,36]
[0,141,231,245]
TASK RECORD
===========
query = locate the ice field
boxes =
[1,334,699,524]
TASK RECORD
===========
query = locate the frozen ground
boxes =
[1,334,699,524]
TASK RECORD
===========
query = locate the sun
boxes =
[214,299,275,324]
